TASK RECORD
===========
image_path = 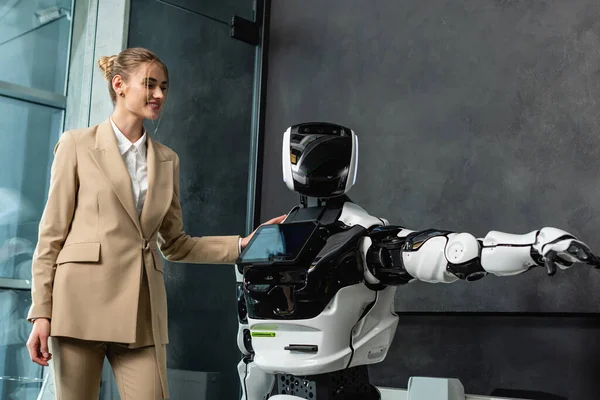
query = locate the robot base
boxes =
[268,375,527,400]
[270,365,380,400]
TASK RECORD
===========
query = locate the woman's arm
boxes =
[27,132,79,322]
[158,154,240,264]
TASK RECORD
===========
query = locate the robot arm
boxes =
[361,226,600,285]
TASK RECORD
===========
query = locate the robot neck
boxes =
[299,194,350,209]
[287,194,351,226]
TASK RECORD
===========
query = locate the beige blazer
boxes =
[27,118,240,345]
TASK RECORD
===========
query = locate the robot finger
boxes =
[544,250,558,276]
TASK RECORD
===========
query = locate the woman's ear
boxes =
[112,75,125,95]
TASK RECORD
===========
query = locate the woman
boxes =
[25,47,284,400]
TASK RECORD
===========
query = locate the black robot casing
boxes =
[282,122,358,198]
[236,123,363,321]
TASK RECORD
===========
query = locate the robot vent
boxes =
[274,366,379,399]
[276,374,316,398]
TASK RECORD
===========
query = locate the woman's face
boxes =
[115,62,168,121]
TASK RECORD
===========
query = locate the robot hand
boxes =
[533,228,600,276]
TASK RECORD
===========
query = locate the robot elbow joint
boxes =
[445,233,486,281]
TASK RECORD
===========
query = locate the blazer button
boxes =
[143,238,150,250]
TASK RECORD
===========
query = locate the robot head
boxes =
[282,122,358,198]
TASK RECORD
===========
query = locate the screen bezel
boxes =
[236,221,320,267]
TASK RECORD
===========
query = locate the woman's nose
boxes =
[153,88,165,99]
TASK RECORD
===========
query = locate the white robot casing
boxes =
[249,205,398,376]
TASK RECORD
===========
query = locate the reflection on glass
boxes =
[0,289,44,400]
[0,0,73,94]
[0,2,72,399]
[239,223,317,264]
[0,95,63,399]
[241,225,286,262]
[0,96,62,280]
[0,190,36,280]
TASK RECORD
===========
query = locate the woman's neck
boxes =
[111,108,144,143]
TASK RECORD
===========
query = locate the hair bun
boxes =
[97,55,117,81]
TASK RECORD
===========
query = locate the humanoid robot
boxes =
[234,122,600,400]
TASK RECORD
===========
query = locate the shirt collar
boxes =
[109,118,147,155]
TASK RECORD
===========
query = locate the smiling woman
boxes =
[98,48,169,125]
[24,46,285,400]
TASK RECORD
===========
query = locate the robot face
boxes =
[282,123,358,198]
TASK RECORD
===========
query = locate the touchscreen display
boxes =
[238,222,317,264]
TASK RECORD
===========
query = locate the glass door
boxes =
[0,1,74,399]
[121,0,263,399]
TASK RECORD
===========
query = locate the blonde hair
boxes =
[97,47,169,103]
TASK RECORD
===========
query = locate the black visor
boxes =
[290,133,352,198]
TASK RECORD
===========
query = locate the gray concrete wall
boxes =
[260,0,600,314]
[260,1,600,398]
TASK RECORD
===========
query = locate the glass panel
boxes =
[0,96,62,399]
[0,96,63,281]
[0,289,44,400]
[125,0,258,398]
[0,0,73,94]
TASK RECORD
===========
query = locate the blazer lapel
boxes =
[140,137,173,239]
[88,119,143,233]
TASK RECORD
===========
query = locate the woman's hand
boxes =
[241,215,287,250]
[26,318,52,366]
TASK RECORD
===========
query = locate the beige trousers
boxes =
[49,336,165,400]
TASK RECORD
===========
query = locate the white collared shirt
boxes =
[110,118,148,216]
